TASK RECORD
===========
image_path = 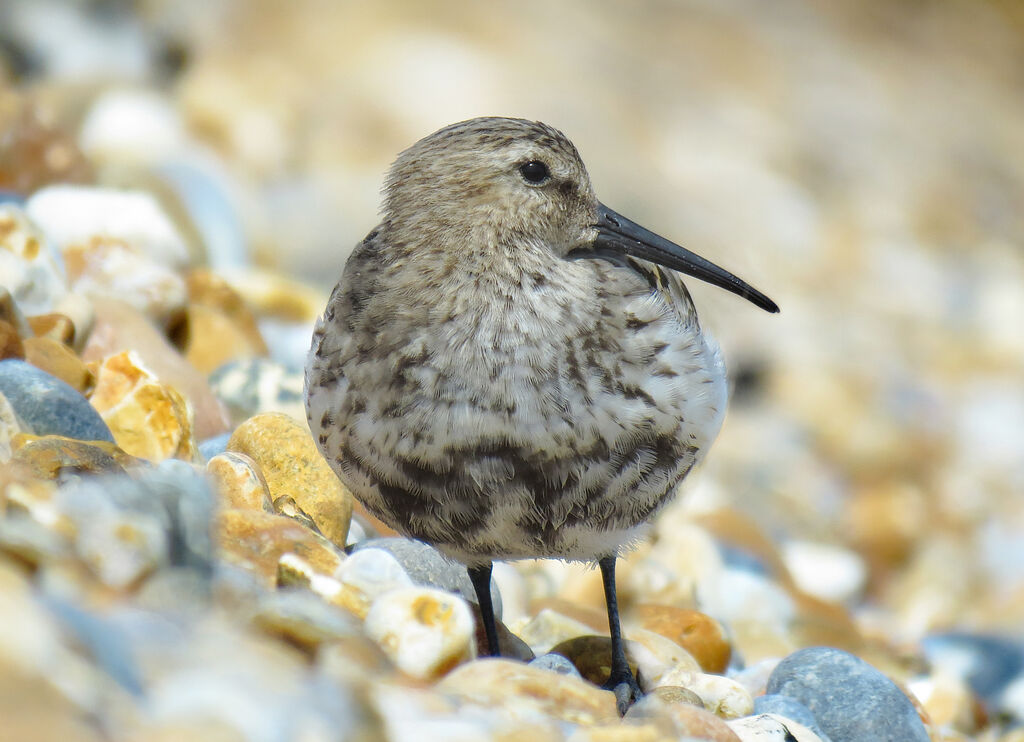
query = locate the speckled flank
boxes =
[305,117,728,566]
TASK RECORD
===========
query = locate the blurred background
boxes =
[2,0,1024,641]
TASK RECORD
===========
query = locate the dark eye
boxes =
[519,160,550,184]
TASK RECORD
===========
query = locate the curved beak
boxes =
[584,203,779,314]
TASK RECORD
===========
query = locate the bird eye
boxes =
[519,160,550,184]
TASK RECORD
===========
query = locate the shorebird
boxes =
[305,117,778,711]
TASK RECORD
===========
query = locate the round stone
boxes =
[0,359,114,442]
[631,604,733,673]
[227,412,352,549]
[766,647,930,742]
[364,586,475,679]
[352,537,502,620]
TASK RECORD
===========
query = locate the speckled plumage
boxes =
[305,118,728,565]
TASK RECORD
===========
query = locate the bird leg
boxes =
[468,562,501,657]
[599,555,642,714]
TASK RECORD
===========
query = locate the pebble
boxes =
[81,297,230,440]
[0,204,67,317]
[208,357,306,424]
[0,318,25,359]
[22,336,93,393]
[11,435,142,480]
[27,313,76,345]
[62,235,188,325]
[439,658,618,725]
[88,350,198,462]
[654,667,754,718]
[205,451,274,512]
[766,647,930,742]
[513,608,594,656]
[921,632,1024,710]
[216,508,344,589]
[197,432,232,462]
[624,690,742,741]
[56,466,215,589]
[334,547,415,618]
[549,635,638,688]
[624,626,702,689]
[727,713,826,741]
[363,586,475,679]
[352,537,502,619]
[227,412,352,549]
[251,588,361,651]
[25,185,190,269]
[781,539,868,605]
[0,390,26,462]
[0,359,114,442]
[754,694,833,741]
[631,604,732,673]
[529,651,585,679]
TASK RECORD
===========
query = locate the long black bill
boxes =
[581,203,779,313]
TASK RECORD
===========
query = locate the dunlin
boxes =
[305,117,778,711]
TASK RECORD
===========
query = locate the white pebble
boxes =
[364,586,474,679]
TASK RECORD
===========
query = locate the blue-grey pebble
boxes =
[766,646,929,742]
[198,431,233,462]
[922,632,1024,707]
[754,694,833,742]
[59,463,216,578]
[0,359,114,442]
[351,537,501,620]
[530,652,583,679]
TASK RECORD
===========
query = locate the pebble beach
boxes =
[1,1,1024,740]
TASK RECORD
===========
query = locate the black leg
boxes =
[468,562,501,657]
[599,555,642,714]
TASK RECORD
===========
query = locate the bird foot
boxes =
[602,669,642,715]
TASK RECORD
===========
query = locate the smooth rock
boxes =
[197,432,232,462]
[516,607,596,656]
[352,537,501,619]
[23,336,92,392]
[60,464,214,579]
[26,185,190,268]
[754,694,833,741]
[0,318,25,359]
[0,390,26,461]
[227,412,352,549]
[921,632,1024,708]
[180,302,267,374]
[27,313,76,345]
[333,547,413,618]
[439,658,618,725]
[89,350,197,461]
[625,626,702,690]
[654,667,754,718]
[216,509,343,589]
[182,269,266,358]
[251,589,360,651]
[624,689,742,741]
[206,451,273,511]
[81,297,230,439]
[209,357,306,424]
[0,204,67,317]
[11,435,142,480]
[727,714,825,741]
[2,85,91,190]
[631,604,732,673]
[0,359,113,442]
[0,286,31,339]
[364,586,475,679]
[469,603,534,662]
[62,234,187,324]
[781,540,867,605]
[766,647,930,742]
[52,292,94,352]
[530,651,585,679]
[550,635,639,688]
